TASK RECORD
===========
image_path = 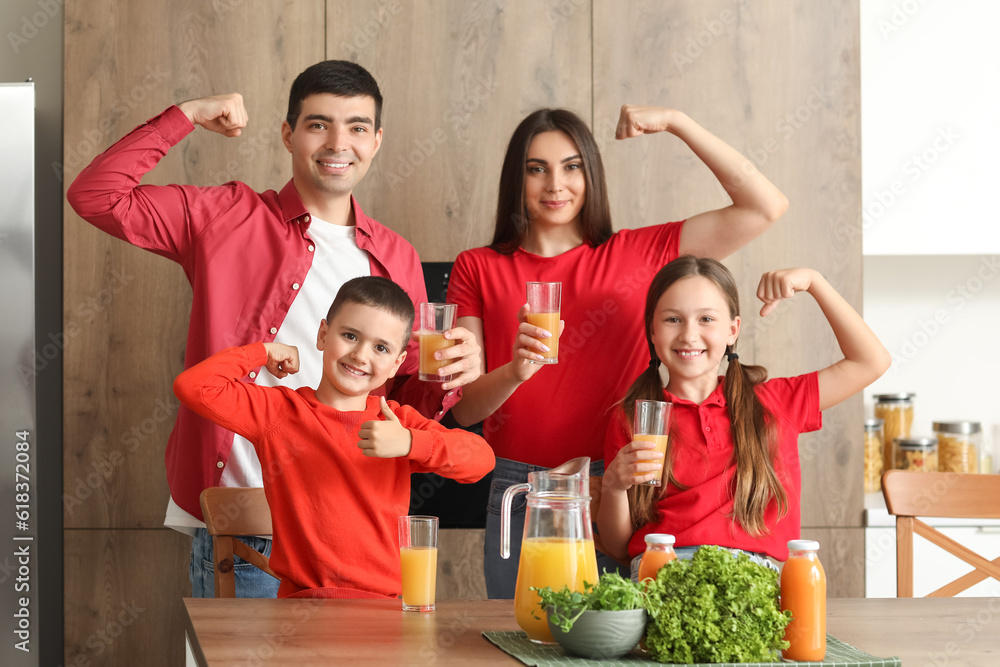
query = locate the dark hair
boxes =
[286,60,383,131]
[623,256,787,537]
[326,277,414,350]
[490,109,612,254]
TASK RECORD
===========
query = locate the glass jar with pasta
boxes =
[874,394,914,472]
[864,418,885,493]
[893,437,938,472]
[932,421,980,473]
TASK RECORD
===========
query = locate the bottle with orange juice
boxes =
[637,533,676,584]
[781,539,826,661]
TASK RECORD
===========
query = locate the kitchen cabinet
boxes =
[864,494,1000,597]
[861,0,1000,255]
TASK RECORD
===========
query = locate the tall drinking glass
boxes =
[419,303,457,382]
[525,282,561,364]
[398,515,438,612]
[634,400,672,486]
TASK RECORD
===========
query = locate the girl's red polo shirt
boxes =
[605,372,821,561]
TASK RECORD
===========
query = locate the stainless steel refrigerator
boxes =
[1,81,39,667]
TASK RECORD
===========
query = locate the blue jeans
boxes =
[483,457,628,599]
[189,527,280,598]
[628,545,779,582]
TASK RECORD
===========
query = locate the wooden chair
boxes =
[881,470,1000,597]
[199,487,278,598]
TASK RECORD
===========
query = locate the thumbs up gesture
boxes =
[357,397,412,458]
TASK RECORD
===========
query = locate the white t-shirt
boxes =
[164,217,371,532]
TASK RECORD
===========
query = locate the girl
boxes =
[597,256,891,576]
[446,107,789,598]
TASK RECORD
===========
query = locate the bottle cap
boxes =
[787,539,820,551]
[644,533,676,545]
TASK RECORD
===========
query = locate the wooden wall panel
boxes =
[64,528,191,667]
[328,0,593,261]
[801,527,866,599]
[64,1,324,665]
[63,0,325,525]
[594,0,863,530]
[438,529,487,600]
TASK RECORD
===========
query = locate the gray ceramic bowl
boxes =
[546,607,648,659]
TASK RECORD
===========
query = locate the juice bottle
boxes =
[524,311,561,362]
[637,533,676,584]
[781,539,826,661]
[399,546,437,609]
[513,537,599,643]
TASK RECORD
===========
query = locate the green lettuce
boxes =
[643,545,791,663]
[532,571,647,633]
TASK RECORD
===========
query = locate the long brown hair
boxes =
[490,109,612,254]
[623,256,787,537]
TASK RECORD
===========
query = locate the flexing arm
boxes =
[177,93,248,137]
[757,268,892,411]
[66,92,249,259]
[616,105,788,260]
[448,308,561,427]
[173,342,287,441]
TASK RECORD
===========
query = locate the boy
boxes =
[174,277,494,599]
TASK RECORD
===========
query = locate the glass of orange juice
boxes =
[419,303,457,381]
[398,515,438,612]
[634,400,672,486]
[525,282,561,364]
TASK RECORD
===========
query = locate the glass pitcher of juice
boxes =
[501,457,599,643]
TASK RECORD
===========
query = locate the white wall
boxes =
[861,0,1000,255]
[863,255,1000,470]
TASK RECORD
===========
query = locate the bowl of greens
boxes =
[534,572,648,659]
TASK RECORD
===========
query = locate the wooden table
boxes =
[183,597,999,666]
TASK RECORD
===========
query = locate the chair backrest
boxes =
[881,470,1000,597]
[199,487,277,598]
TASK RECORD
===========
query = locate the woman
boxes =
[446,105,788,598]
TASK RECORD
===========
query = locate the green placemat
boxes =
[481,631,901,667]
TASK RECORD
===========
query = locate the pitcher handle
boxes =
[500,482,530,559]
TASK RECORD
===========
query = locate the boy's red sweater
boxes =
[174,343,494,598]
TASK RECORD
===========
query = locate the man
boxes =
[67,61,481,597]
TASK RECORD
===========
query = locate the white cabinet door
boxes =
[865,526,1000,597]
[861,1,1000,255]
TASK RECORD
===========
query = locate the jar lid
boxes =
[895,436,937,449]
[864,418,885,429]
[644,533,676,545]
[787,539,820,551]
[874,393,916,402]
[932,421,982,434]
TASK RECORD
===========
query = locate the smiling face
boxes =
[651,275,741,400]
[523,130,586,232]
[315,301,409,410]
[281,93,383,209]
